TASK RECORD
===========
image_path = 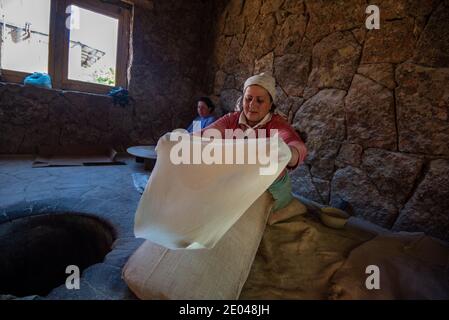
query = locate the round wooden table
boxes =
[127,145,157,170]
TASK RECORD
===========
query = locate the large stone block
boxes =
[276,95,304,124]
[274,13,307,55]
[311,177,330,204]
[395,63,449,156]
[293,89,346,179]
[242,0,262,27]
[219,89,242,112]
[309,140,341,180]
[330,166,398,228]
[213,70,227,95]
[335,143,363,169]
[282,0,305,14]
[1,89,49,126]
[18,123,61,153]
[254,52,274,75]
[361,148,424,206]
[345,74,397,150]
[357,63,396,90]
[290,164,323,204]
[260,0,284,16]
[368,0,438,20]
[17,84,59,105]
[393,159,449,242]
[413,2,449,67]
[274,39,312,97]
[213,35,232,69]
[0,124,26,154]
[305,31,361,97]
[224,17,245,37]
[239,14,277,66]
[304,0,365,44]
[362,18,415,64]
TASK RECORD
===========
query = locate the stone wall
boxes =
[1,0,448,242]
[0,0,213,153]
[208,0,449,241]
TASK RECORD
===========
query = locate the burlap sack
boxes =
[123,192,273,300]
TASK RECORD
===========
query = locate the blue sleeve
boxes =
[203,116,217,128]
[187,121,194,133]
[188,116,202,132]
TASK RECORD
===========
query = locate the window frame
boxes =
[0,0,131,95]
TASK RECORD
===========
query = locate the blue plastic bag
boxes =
[23,72,52,89]
[108,86,132,107]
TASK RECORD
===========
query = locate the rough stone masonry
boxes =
[207,0,449,241]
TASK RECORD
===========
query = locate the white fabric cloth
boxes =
[244,72,277,102]
[134,132,291,249]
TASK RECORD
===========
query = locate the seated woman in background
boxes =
[203,72,308,224]
[187,97,217,133]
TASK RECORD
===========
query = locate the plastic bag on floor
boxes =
[132,173,150,194]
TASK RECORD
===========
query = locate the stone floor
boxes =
[0,154,415,300]
[0,155,147,300]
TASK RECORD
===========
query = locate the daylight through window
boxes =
[0,0,131,94]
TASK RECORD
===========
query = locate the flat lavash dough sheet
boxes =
[134,132,291,249]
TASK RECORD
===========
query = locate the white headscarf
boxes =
[243,72,276,103]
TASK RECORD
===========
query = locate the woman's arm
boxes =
[288,146,300,168]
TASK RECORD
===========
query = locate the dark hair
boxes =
[197,97,215,112]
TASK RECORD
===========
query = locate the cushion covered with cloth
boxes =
[123,192,273,300]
